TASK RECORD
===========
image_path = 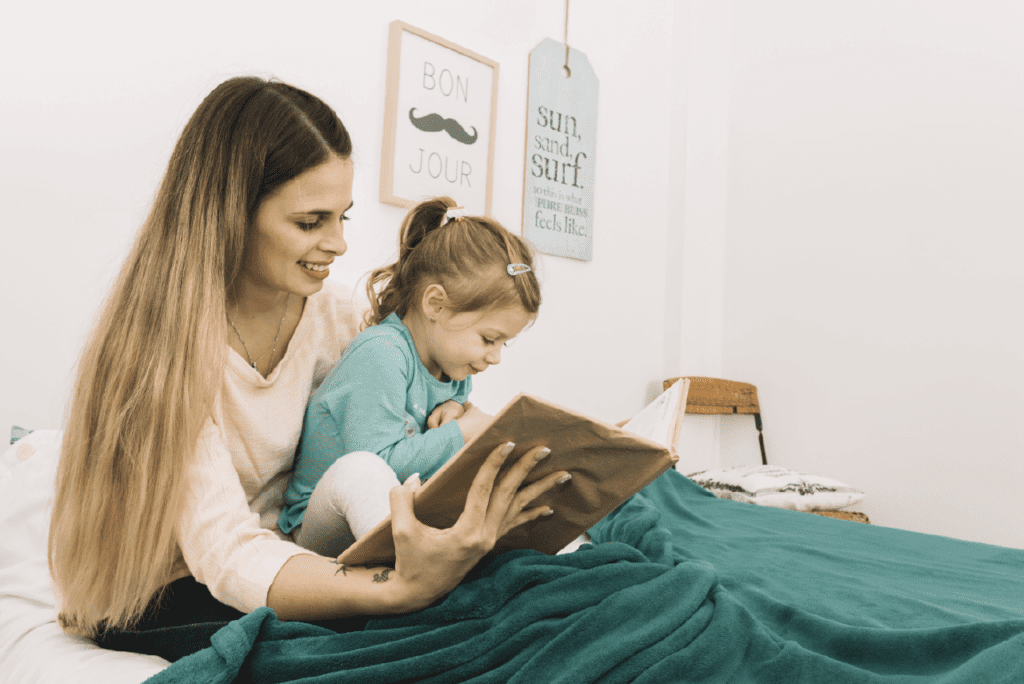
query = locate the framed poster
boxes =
[380,20,498,216]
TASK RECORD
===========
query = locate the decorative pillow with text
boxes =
[687,465,865,511]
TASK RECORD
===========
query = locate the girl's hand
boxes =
[387,442,564,611]
[455,402,493,443]
[427,400,466,429]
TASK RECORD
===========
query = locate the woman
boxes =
[47,76,564,660]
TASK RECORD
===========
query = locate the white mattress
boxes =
[0,431,170,684]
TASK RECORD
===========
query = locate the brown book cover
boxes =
[338,384,688,567]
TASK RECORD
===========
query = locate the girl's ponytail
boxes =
[365,197,457,326]
[365,196,540,328]
[397,197,454,260]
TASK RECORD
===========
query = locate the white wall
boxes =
[664,0,733,475]
[0,1,676,437]
[718,0,1024,549]
[3,1,1019,550]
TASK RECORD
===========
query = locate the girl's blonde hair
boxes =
[48,76,351,638]
[365,197,541,327]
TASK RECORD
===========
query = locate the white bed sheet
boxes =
[0,430,170,684]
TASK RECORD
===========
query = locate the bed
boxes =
[2,429,1022,683]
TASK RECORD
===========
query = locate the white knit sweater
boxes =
[169,282,362,613]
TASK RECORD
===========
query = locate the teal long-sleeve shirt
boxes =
[279,313,471,533]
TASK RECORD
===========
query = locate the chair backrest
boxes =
[663,376,767,465]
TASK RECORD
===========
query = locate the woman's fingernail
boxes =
[501,442,516,456]
[542,508,555,516]
[407,473,420,483]
[537,447,552,459]
[558,473,572,484]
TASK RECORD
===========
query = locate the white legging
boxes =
[293,451,401,558]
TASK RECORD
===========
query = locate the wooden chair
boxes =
[663,376,767,466]
[665,377,870,523]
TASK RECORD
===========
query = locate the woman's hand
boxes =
[427,400,466,429]
[454,402,493,443]
[387,442,564,612]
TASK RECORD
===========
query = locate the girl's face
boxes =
[244,155,354,297]
[422,304,534,382]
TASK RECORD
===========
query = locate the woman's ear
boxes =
[420,283,449,321]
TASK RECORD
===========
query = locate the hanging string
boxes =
[564,0,571,76]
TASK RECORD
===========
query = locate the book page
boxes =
[622,378,689,447]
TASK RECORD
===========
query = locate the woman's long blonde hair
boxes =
[48,77,351,638]
[365,196,541,327]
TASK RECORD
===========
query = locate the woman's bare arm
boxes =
[266,554,416,620]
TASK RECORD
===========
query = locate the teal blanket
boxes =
[147,471,1024,683]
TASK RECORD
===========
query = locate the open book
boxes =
[337,378,691,567]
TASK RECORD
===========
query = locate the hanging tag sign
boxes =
[523,39,598,261]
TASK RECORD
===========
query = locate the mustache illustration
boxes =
[409,108,478,145]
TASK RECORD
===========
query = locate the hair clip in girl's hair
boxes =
[441,206,466,226]
[507,263,532,276]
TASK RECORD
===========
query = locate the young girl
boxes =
[280,197,542,557]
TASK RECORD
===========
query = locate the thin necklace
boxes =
[227,294,290,371]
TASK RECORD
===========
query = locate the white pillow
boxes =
[0,430,65,611]
[0,430,169,683]
[687,465,865,511]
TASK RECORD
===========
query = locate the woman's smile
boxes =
[299,261,332,280]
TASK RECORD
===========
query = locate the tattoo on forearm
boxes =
[328,560,390,583]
